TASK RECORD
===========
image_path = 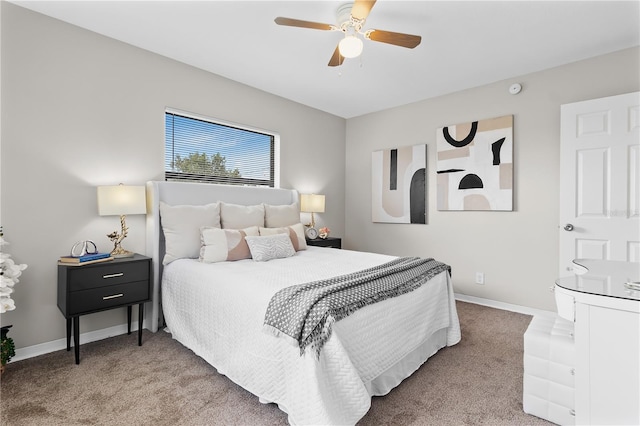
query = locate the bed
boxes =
[145,180,461,425]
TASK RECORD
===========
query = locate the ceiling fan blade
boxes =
[367,29,422,48]
[328,45,345,67]
[351,0,377,21]
[274,17,334,31]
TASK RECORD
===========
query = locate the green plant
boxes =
[1,325,15,367]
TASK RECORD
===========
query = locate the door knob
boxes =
[564,223,574,231]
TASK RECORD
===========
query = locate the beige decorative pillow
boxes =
[199,226,260,263]
[160,202,221,265]
[220,203,265,229]
[264,203,300,228]
[245,233,296,262]
[259,223,307,251]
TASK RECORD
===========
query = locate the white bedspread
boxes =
[162,247,461,425]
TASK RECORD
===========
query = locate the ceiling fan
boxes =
[274,0,422,67]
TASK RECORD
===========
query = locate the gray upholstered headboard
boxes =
[144,181,299,332]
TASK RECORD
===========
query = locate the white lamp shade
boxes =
[338,35,363,58]
[300,194,325,213]
[97,185,146,216]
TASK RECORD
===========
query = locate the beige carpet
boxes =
[0,301,551,425]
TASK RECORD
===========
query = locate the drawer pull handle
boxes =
[103,293,124,300]
[103,273,124,279]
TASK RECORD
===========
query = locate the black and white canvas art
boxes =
[372,144,426,224]
[436,115,513,211]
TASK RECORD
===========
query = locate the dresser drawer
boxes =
[555,286,575,322]
[68,280,149,315]
[67,261,149,291]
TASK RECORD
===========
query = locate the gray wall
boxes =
[1,3,345,349]
[345,47,640,311]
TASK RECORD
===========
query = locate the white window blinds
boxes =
[165,111,276,187]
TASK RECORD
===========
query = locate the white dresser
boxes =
[555,259,640,425]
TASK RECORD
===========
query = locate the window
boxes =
[165,110,278,187]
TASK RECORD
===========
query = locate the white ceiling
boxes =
[12,1,640,118]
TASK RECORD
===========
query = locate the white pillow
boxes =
[160,202,221,265]
[220,203,265,229]
[245,233,296,262]
[259,223,307,251]
[199,226,259,263]
[264,203,300,228]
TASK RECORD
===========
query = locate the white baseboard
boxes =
[454,293,556,318]
[12,296,554,363]
[12,321,141,363]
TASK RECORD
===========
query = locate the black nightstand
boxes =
[306,237,342,249]
[57,254,151,364]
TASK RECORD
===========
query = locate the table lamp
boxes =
[300,193,325,230]
[97,184,146,258]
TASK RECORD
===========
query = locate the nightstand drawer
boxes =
[306,237,341,249]
[68,280,149,315]
[67,262,149,291]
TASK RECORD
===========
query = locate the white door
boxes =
[559,91,640,275]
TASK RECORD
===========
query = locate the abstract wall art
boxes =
[372,144,426,223]
[436,115,513,211]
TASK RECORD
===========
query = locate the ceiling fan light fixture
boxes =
[275,1,422,67]
[338,35,363,58]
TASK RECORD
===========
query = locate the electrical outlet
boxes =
[475,272,485,285]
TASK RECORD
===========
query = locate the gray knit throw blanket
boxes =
[263,257,451,357]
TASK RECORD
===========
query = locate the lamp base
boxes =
[110,244,135,258]
[107,215,135,258]
[111,250,135,258]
